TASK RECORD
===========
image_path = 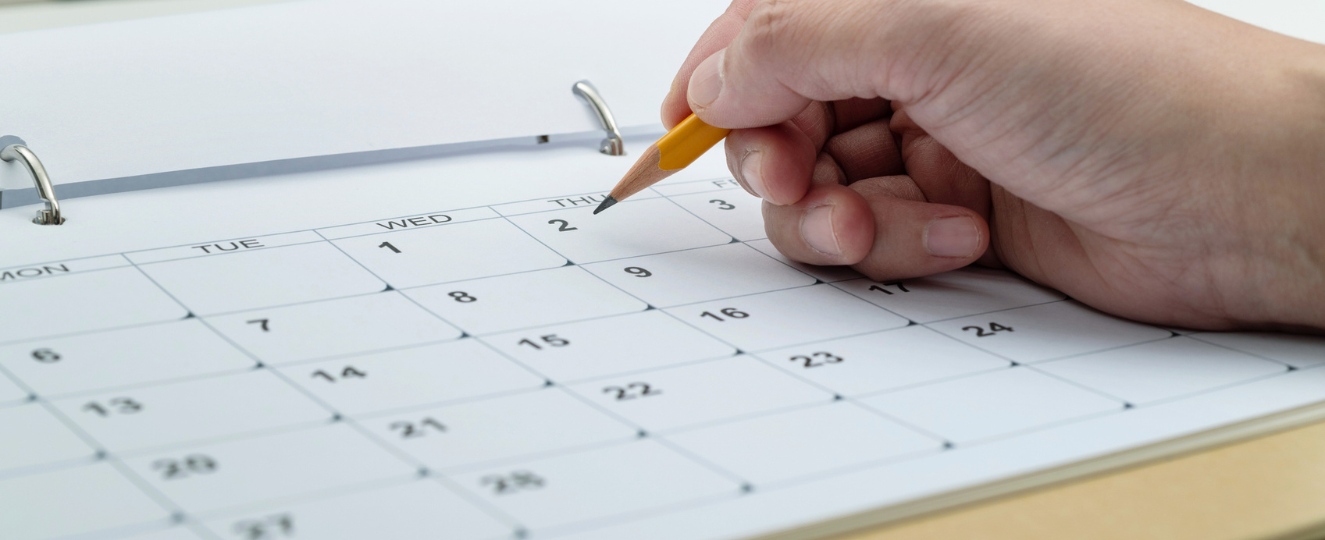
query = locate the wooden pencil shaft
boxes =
[598,114,731,212]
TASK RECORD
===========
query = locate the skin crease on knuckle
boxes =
[696,0,1325,331]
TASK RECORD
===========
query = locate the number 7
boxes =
[247,318,270,332]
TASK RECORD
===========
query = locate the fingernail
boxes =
[800,205,840,256]
[925,216,979,258]
[739,150,769,199]
[689,50,724,108]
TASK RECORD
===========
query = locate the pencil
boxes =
[593,114,730,214]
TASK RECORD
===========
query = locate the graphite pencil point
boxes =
[593,196,618,215]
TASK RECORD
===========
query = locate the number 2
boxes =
[548,219,577,232]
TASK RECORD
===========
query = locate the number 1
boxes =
[379,241,401,253]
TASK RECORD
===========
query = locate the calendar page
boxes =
[2,138,1324,540]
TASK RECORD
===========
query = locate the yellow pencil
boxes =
[593,114,730,214]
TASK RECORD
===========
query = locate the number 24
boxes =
[962,322,1013,337]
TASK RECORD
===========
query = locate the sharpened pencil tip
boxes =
[593,196,618,215]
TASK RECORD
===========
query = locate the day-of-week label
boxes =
[374,213,453,230]
[317,207,498,240]
[190,238,265,254]
[492,190,661,216]
[546,194,608,208]
[0,255,130,284]
[653,178,741,196]
[127,231,323,264]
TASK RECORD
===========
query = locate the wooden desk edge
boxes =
[827,409,1325,540]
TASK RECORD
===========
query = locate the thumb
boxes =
[686,1,931,129]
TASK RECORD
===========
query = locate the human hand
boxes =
[662,0,1325,331]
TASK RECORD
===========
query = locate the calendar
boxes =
[2,141,1324,540]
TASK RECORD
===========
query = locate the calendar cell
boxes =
[668,285,909,351]
[860,367,1123,444]
[52,371,329,452]
[208,292,461,365]
[484,311,735,382]
[367,389,634,472]
[566,356,830,432]
[833,267,1066,323]
[745,239,862,283]
[282,339,544,415]
[0,371,27,405]
[582,243,813,307]
[332,218,567,288]
[506,197,732,263]
[1190,331,1325,368]
[0,463,170,540]
[927,301,1172,364]
[204,480,511,540]
[451,440,736,531]
[126,424,415,514]
[1036,337,1287,405]
[761,326,1010,396]
[0,320,254,396]
[666,403,941,485]
[666,190,767,241]
[139,243,384,315]
[0,267,188,343]
[405,266,646,335]
[0,404,96,475]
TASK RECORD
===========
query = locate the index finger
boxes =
[661,0,760,128]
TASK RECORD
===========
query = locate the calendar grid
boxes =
[2,178,1321,540]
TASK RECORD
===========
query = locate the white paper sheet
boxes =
[1,142,1322,540]
[0,0,727,193]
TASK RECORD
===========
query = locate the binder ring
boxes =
[572,80,625,156]
[1,144,64,225]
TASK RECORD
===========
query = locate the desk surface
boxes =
[845,419,1325,540]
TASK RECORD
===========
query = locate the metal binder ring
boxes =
[572,80,625,156]
[1,144,64,225]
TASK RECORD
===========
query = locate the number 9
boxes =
[624,267,652,278]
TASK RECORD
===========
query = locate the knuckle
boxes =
[745,0,805,53]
